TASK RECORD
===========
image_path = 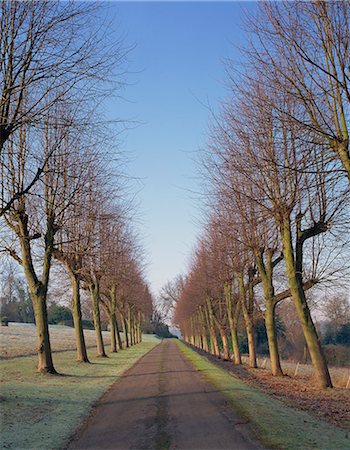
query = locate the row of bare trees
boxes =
[174,1,350,389]
[0,1,152,374]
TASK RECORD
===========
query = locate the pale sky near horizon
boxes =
[106,1,257,295]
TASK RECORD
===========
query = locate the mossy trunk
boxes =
[255,253,283,376]
[232,302,242,365]
[127,308,133,346]
[199,307,209,352]
[19,218,56,374]
[133,320,137,344]
[265,301,283,376]
[203,335,209,352]
[224,282,241,364]
[137,311,142,343]
[199,334,203,349]
[281,218,332,388]
[108,286,117,352]
[70,272,89,362]
[336,141,350,183]
[220,329,229,361]
[238,274,257,368]
[122,315,129,348]
[116,315,123,350]
[206,298,220,358]
[109,313,117,353]
[90,281,107,358]
[133,318,138,344]
[33,294,57,373]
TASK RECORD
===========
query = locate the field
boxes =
[0,326,159,450]
[0,322,113,359]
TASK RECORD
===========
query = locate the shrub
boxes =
[0,316,9,326]
[324,344,350,367]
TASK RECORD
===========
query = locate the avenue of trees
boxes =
[174,1,350,389]
[0,1,152,374]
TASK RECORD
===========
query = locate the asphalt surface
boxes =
[68,340,262,450]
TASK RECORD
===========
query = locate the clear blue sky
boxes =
[107,1,257,294]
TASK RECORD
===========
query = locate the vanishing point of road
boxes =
[68,340,262,450]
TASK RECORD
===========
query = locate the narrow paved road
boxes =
[68,340,261,450]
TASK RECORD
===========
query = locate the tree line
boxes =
[0,1,152,374]
[174,1,350,389]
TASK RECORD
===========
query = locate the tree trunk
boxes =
[122,315,129,348]
[199,307,209,352]
[255,253,283,376]
[281,217,332,388]
[116,315,123,350]
[206,298,220,358]
[70,272,89,362]
[232,302,242,365]
[108,286,117,352]
[33,293,57,373]
[238,274,257,368]
[137,310,142,343]
[133,318,138,344]
[19,218,56,374]
[336,141,350,184]
[109,313,117,353]
[127,308,133,346]
[220,329,229,361]
[224,282,241,364]
[90,281,107,358]
[265,300,283,376]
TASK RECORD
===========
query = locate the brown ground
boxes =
[67,340,262,450]
[193,347,350,430]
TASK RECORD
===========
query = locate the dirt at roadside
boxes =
[192,347,350,430]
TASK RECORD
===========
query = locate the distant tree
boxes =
[322,294,350,332]
[151,310,174,338]
[158,275,184,323]
[0,262,34,323]
[47,302,72,325]
[336,323,350,346]
[15,282,34,323]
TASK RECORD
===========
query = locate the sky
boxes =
[106,1,257,294]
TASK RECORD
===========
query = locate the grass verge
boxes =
[177,341,349,450]
[0,335,160,450]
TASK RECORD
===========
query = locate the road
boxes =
[68,340,262,450]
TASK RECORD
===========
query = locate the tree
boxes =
[0,1,126,215]
[244,1,350,182]
[158,275,184,324]
[1,1,129,373]
[0,261,34,323]
[47,302,72,324]
[1,112,77,373]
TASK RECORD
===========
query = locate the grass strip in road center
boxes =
[177,340,349,450]
[0,335,160,450]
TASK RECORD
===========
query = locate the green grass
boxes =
[0,335,160,450]
[177,341,350,450]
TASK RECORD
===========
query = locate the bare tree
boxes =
[0,0,127,215]
[0,107,82,373]
[158,275,184,324]
[244,1,350,182]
